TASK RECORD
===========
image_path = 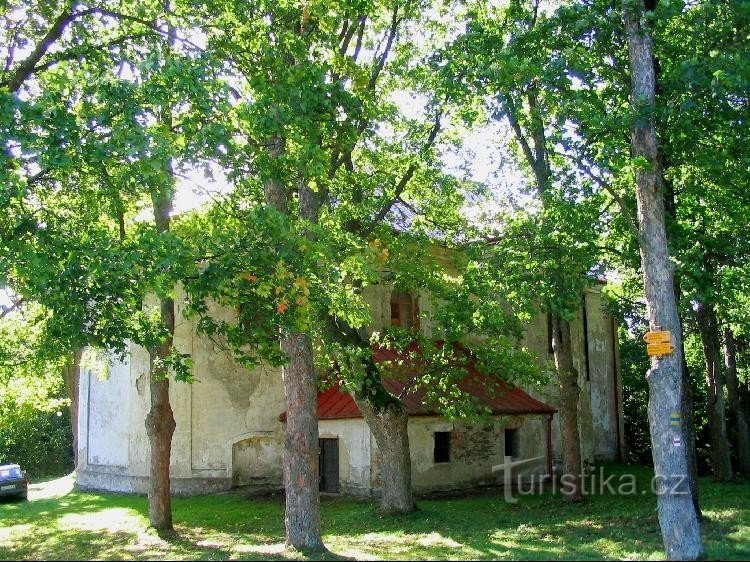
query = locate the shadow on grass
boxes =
[1,465,748,560]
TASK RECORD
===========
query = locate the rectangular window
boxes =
[390,291,420,329]
[505,428,518,458]
[433,431,451,463]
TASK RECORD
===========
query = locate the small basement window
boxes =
[505,428,518,458]
[434,431,451,463]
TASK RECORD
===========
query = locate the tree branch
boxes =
[5,9,77,92]
[555,148,640,239]
[359,113,442,236]
[0,297,26,320]
[368,5,400,91]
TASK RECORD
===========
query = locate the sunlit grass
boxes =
[0,464,747,560]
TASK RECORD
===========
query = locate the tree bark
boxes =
[724,327,750,477]
[321,307,416,514]
[146,295,176,533]
[695,301,733,481]
[279,332,324,550]
[353,394,414,514]
[551,315,584,502]
[623,1,704,558]
[264,134,324,551]
[145,166,177,531]
[62,348,83,469]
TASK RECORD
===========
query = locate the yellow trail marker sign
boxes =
[643,330,671,344]
[647,342,675,356]
[644,330,674,356]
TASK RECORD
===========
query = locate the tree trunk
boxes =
[502,89,586,503]
[724,327,750,477]
[264,134,325,551]
[279,332,324,550]
[354,395,414,514]
[623,1,704,558]
[321,307,416,515]
[551,314,584,502]
[679,341,702,518]
[695,301,733,481]
[146,296,177,532]
[145,118,177,531]
[665,164,702,519]
[62,348,83,469]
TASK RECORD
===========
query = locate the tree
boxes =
[439,0,616,501]
[0,305,74,477]
[622,0,703,557]
[1,0,228,531]
[180,0,551,524]
[723,326,750,477]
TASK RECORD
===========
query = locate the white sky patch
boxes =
[0,288,13,309]
[173,162,232,215]
[389,89,532,227]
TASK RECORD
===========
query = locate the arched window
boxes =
[390,291,420,329]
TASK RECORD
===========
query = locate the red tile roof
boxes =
[280,343,556,421]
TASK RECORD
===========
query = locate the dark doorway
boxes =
[319,438,340,493]
[434,431,451,463]
[505,428,518,457]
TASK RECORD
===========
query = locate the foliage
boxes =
[2,0,749,494]
[617,325,651,466]
[0,309,73,477]
[0,364,72,478]
[167,0,549,420]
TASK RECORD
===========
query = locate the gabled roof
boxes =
[280,343,556,422]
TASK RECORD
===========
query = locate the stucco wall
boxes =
[318,418,372,495]
[78,281,622,496]
[366,417,547,496]
[77,293,286,494]
[518,286,624,468]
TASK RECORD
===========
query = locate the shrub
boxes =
[0,371,73,478]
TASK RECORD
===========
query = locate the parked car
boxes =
[0,463,28,500]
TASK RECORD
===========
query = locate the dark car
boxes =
[0,464,28,500]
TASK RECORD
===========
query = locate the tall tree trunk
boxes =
[623,1,703,558]
[502,89,585,502]
[353,395,414,514]
[664,161,702,519]
[264,135,324,551]
[62,348,83,469]
[679,339,702,517]
[724,327,750,477]
[146,296,176,532]
[695,301,733,481]
[145,156,177,531]
[551,315,584,502]
[280,333,324,550]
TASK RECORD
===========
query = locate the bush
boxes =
[0,372,74,479]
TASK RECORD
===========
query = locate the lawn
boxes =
[0,464,748,560]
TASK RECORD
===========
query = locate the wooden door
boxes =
[319,438,340,493]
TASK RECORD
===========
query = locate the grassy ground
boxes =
[0,464,748,560]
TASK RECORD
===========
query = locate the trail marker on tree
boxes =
[643,330,674,357]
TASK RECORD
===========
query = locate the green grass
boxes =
[0,464,748,560]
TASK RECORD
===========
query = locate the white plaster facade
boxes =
[76,284,623,496]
